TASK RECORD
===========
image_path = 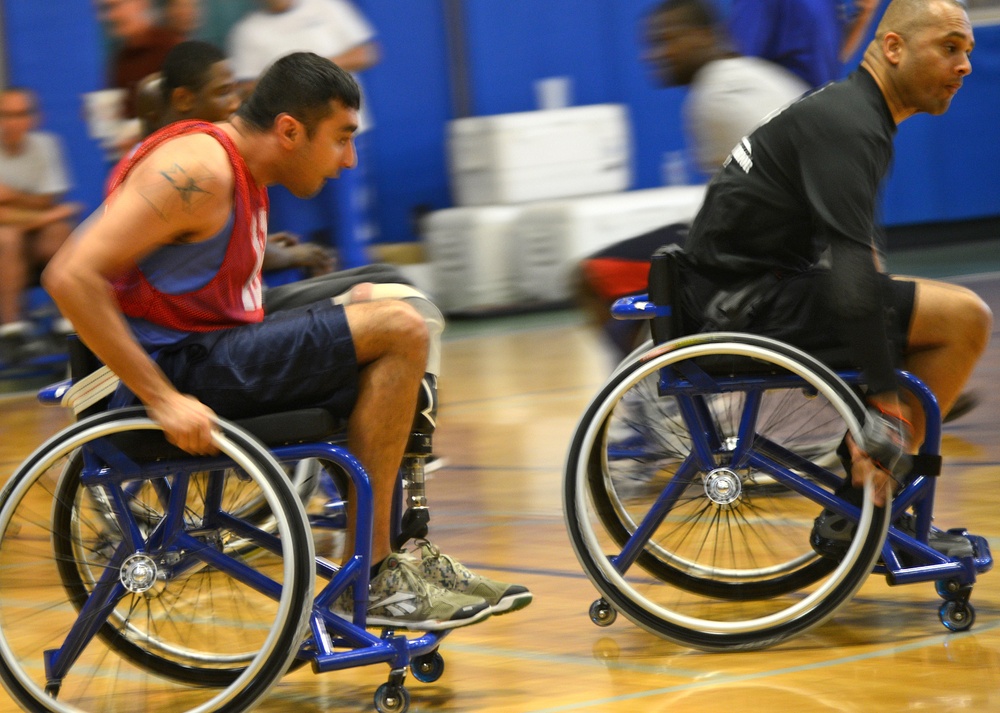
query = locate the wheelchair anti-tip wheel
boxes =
[565,334,890,651]
[0,407,315,712]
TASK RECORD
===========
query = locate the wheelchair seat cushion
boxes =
[107,408,343,462]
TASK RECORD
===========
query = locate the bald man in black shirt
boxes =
[680,0,991,511]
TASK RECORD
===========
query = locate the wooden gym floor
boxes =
[3,243,1000,712]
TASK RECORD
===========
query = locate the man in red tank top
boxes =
[44,52,531,631]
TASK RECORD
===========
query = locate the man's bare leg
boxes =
[30,214,75,262]
[900,278,992,445]
[0,225,28,325]
[341,299,428,563]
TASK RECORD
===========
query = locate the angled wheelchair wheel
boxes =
[565,334,890,651]
[0,407,315,712]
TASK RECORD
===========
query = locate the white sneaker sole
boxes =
[365,605,492,631]
[490,591,533,615]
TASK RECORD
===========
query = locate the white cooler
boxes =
[423,205,523,313]
[512,185,708,303]
[447,104,632,206]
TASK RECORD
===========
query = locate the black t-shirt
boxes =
[685,68,899,393]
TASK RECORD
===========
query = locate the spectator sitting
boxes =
[0,87,80,363]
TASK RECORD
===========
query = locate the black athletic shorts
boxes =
[681,266,916,369]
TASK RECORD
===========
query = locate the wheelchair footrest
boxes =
[966,533,993,574]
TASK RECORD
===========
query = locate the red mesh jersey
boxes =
[108,120,268,332]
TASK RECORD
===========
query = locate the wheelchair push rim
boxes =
[564,336,890,650]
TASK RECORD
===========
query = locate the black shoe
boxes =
[943,390,980,424]
[894,513,975,559]
[810,507,974,560]
[0,331,35,366]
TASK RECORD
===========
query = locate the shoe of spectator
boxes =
[52,317,74,336]
[336,552,491,631]
[415,540,533,615]
[0,321,32,366]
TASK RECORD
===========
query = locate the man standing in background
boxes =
[228,0,380,269]
[99,0,183,117]
[727,0,881,87]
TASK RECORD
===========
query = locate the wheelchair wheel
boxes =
[565,334,890,651]
[0,407,315,712]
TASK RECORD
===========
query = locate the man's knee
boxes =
[958,289,993,354]
[336,283,443,375]
[913,280,992,355]
[34,219,73,262]
[0,224,25,250]
[365,300,429,361]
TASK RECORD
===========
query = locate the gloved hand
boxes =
[860,406,912,483]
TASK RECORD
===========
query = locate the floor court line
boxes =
[515,619,1000,713]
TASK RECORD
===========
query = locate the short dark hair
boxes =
[650,0,720,28]
[160,40,228,104]
[235,52,361,138]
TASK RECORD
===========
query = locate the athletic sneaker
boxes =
[810,508,975,560]
[338,552,491,631]
[415,540,533,615]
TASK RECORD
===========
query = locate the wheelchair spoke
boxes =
[567,337,883,650]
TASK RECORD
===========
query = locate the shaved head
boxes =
[861,0,973,122]
[875,0,968,41]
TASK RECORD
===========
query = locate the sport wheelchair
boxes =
[564,244,993,652]
[0,340,447,713]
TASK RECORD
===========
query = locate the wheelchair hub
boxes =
[120,553,159,593]
[703,468,742,505]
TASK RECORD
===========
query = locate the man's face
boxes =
[98,0,150,40]
[284,101,358,198]
[166,0,200,36]
[0,91,37,154]
[187,61,241,124]
[894,1,974,115]
[644,9,709,87]
[260,0,294,13]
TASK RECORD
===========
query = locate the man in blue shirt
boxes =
[727,0,880,87]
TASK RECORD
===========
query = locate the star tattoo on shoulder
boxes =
[138,163,216,219]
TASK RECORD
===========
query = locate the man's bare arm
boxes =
[0,183,57,211]
[42,134,234,454]
[330,41,379,73]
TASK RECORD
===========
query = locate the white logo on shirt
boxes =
[730,138,753,174]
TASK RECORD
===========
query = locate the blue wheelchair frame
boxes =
[599,293,992,633]
[26,375,446,711]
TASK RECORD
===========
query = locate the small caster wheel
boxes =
[411,650,445,683]
[589,598,617,627]
[939,599,976,632]
[374,683,410,713]
[935,578,969,601]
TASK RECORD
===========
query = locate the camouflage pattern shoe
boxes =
[336,553,491,630]
[416,540,533,615]
[368,553,491,630]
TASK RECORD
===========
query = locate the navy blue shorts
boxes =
[154,301,358,420]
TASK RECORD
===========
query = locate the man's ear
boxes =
[883,31,904,66]
[274,113,303,147]
[171,86,196,114]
